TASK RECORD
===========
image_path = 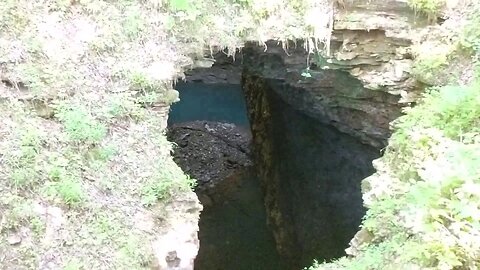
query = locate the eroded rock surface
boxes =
[167,121,252,201]
[242,1,426,148]
[244,75,380,268]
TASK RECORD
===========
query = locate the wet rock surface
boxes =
[166,121,252,199]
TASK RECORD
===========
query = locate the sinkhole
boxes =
[167,77,380,269]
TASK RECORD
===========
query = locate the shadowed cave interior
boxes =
[167,80,379,270]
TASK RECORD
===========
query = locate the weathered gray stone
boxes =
[7,234,22,245]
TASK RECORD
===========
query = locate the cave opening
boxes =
[167,51,381,269]
[167,81,286,270]
[242,75,380,267]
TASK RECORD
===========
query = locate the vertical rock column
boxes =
[242,74,301,268]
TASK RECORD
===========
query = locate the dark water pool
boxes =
[194,170,286,270]
[168,82,250,126]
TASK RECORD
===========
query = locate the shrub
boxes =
[458,7,480,55]
[7,128,43,188]
[10,168,38,188]
[393,83,480,141]
[315,72,480,269]
[411,53,449,85]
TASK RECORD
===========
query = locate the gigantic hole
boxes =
[167,55,381,269]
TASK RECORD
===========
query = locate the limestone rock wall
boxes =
[244,0,425,148]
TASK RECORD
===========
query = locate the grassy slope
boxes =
[0,2,193,268]
[0,0,331,269]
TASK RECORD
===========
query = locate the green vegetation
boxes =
[142,160,196,206]
[313,3,480,269]
[6,128,43,189]
[410,50,450,85]
[45,176,86,206]
[86,145,117,163]
[103,93,146,121]
[0,196,33,231]
[369,83,479,268]
[408,0,445,22]
[459,8,480,55]
[4,0,319,266]
[55,104,107,145]
[116,234,153,267]
[411,3,480,86]
[395,84,480,140]
[127,70,160,92]
[1,0,194,258]
[314,83,480,270]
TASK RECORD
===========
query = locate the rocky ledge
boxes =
[242,0,427,148]
[166,121,252,204]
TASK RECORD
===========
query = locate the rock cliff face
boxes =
[243,75,381,268]
[242,0,424,267]
[244,0,426,146]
